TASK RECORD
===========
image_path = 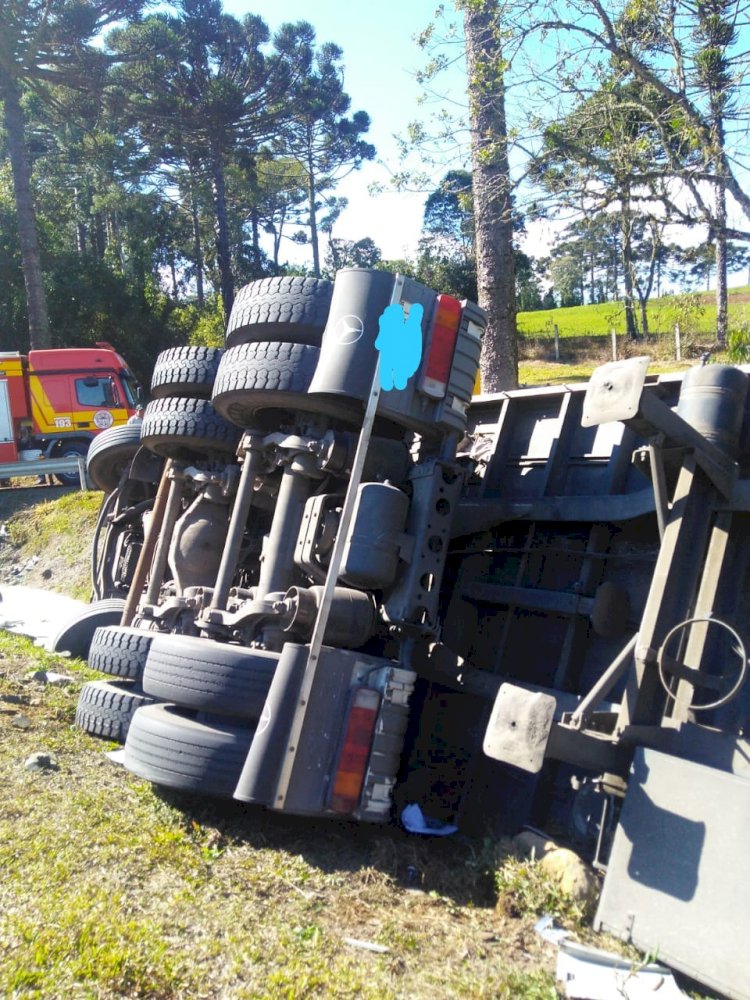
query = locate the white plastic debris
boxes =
[0,585,86,643]
[401,803,458,837]
[557,939,688,999]
[534,914,572,945]
[342,938,390,954]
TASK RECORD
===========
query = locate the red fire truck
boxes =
[0,343,142,484]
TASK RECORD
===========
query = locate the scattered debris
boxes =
[342,938,390,954]
[28,670,75,686]
[533,914,572,946]
[556,939,687,999]
[23,752,59,772]
[401,803,458,837]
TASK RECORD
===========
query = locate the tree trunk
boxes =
[463,0,517,391]
[620,197,639,340]
[715,181,728,347]
[210,142,234,323]
[188,172,205,306]
[0,73,51,349]
[307,136,321,279]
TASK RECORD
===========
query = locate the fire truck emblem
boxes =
[93,410,114,429]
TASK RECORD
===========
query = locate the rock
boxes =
[539,847,598,905]
[11,714,32,730]
[1,693,27,705]
[24,752,59,772]
[44,672,74,687]
[513,829,558,859]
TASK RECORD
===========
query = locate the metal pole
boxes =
[210,436,263,611]
[611,328,617,362]
[554,323,560,362]
[143,476,184,606]
[675,322,681,362]
[273,275,406,809]
[120,459,174,627]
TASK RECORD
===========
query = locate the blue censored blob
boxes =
[374,302,424,391]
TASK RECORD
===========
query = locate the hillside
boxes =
[518,284,750,341]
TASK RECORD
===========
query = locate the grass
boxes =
[0,633,565,999]
[517,284,750,340]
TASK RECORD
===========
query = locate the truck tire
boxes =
[225,277,333,349]
[51,598,127,660]
[140,397,242,459]
[86,423,143,493]
[53,440,89,487]
[150,346,224,399]
[88,624,157,680]
[122,703,256,797]
[75,679,154,742]
[211,342,320,428]
[142,635,278,719]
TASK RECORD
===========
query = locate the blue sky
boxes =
[223,1,465,264]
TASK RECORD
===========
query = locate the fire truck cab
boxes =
[0,343,141,470]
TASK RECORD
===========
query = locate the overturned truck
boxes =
[81,269,750,1000]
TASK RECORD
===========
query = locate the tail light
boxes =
[419,294,462,399]
[329,687,381,814]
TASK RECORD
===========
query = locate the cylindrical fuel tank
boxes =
[676,364,748,457]
[341,482,409,589]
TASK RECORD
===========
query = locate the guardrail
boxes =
[0,455,87,489]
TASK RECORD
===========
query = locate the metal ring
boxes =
[657,615,747,712]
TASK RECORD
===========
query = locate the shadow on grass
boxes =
[153,785,500,908]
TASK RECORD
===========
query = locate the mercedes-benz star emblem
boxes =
[336,314,365,344]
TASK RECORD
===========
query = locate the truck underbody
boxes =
[80,272,750,1000]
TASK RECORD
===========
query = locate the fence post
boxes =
[674,322,681,362]
[611,328,617,362]
[554,323,560,362]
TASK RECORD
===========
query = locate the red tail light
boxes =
[419,294,462,399]
[329,688,381,814]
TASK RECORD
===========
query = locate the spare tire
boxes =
[150,346,223,399]
[87,423,143,493]
[226,277,333,349]
[211,342,321,428]
[140,397,242,459]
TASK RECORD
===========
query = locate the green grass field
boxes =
[518,285,750,340]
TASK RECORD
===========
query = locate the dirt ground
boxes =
[0,482,98,597]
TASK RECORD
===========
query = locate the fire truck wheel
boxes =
[142,635,278,720]
[140,397,242,459]
[53,440,90,487]
[211,342,323,428]
[51,598,127,660]
[75,679,155,743]
[225,276,333,348]
[86,424,143,493]
[150,346,224,399]
[88,624,157,680]
[122,703,256,797]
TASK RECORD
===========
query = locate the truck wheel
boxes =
[226,277,333,349]
[211,342,321,428]
[142,635,278,719]
[86,423,142,493]
[150,346,224,399]
[51,598,127,660]
[122,703,256,797]
[140,397,242,459]
[75,679,154,742]
[88,624,157,680]
[53,440,89,487]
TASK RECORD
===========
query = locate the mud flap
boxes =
[483,683,556,773]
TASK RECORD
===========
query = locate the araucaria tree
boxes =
[0,0,146,348]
